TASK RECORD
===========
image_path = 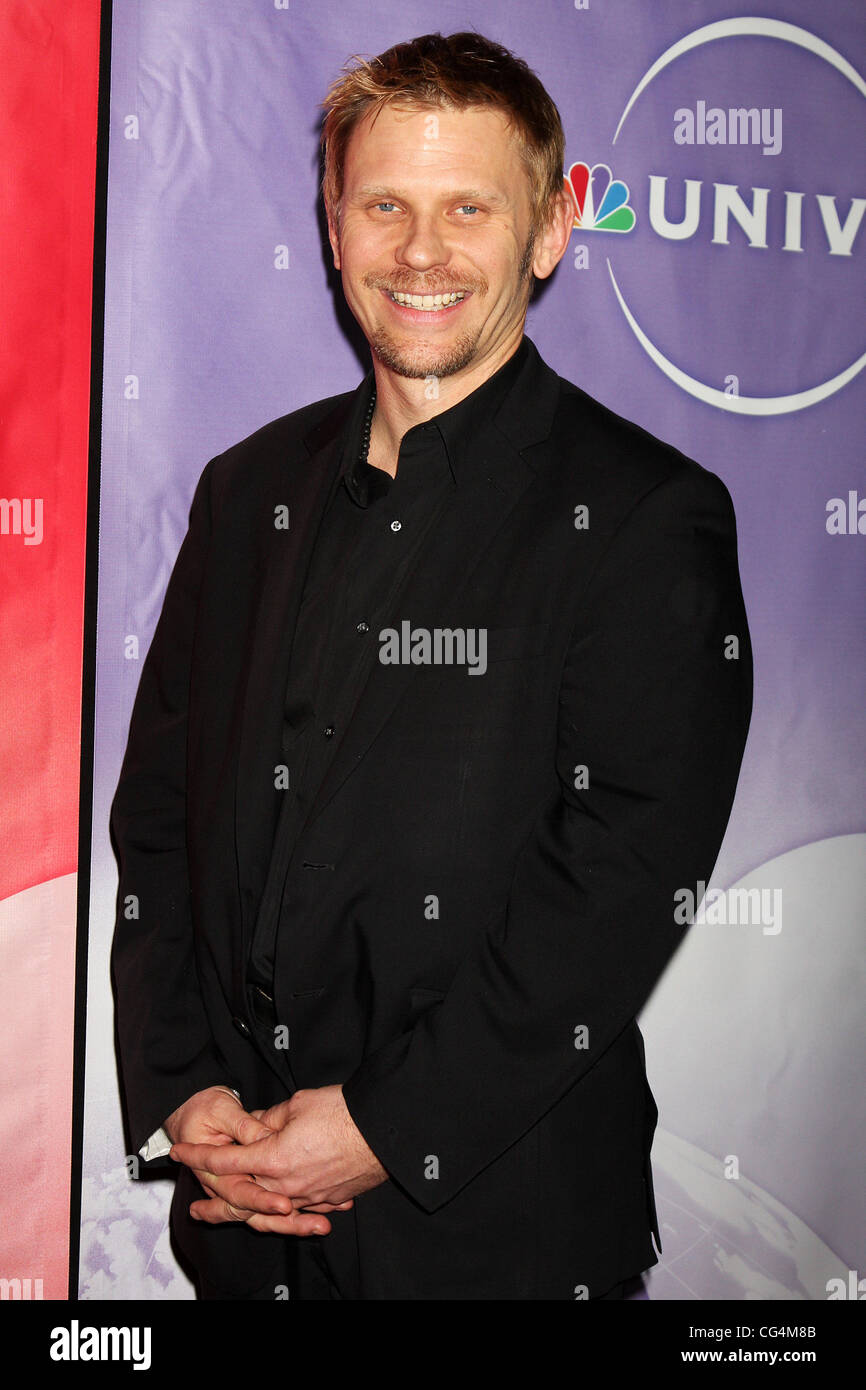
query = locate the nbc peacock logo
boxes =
[564,162,636,234]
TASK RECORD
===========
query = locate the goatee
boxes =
[368,326,482,380]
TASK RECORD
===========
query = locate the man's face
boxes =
[327,103,542,381]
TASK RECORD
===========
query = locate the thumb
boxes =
[223,1108,275,1145]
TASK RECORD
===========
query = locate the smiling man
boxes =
[111,31,753,1301]
[326,91,566,472]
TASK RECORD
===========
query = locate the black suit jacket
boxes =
[110,335,752,1299]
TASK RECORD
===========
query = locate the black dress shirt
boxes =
[247,336,531,993]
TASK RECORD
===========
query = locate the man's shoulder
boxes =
[224,388,356,457]
[547,365,732,516]
[207,386,356,491]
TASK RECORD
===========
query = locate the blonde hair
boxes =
[321,31,565,237]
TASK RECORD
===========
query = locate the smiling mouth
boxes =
[385,289,468,311]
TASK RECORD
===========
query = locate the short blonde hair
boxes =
[321,31,565,237]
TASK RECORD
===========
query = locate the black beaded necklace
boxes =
[359,385,376,465]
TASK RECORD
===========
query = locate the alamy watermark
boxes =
[674,881,782,935]
[379,622,487,675]
[674,101,782,156]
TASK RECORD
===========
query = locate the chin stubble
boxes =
[368,325,483,380]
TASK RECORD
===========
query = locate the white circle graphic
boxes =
[613,18,866,144]
[608,18,866,415]
[607,261,866,415]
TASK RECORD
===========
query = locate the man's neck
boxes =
[366,328,525,477]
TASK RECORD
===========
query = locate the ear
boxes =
[325,198,341,270]
[532,188,574,282]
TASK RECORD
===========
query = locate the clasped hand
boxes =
[167,1084,388,1235]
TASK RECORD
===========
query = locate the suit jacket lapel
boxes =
[233,395,353,924]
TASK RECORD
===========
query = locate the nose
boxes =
[394,211,449,273]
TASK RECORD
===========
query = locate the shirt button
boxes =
[356,621,369,633]
[390,520,402,532]
[323,725,335,738]
[232,1016,251,1039]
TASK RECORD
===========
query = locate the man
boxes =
[111,31,752,1300]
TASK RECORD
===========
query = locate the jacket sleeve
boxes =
[110,456,242,1159]
[342,464,753,1211]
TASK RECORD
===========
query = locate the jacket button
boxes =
[232,1016,251,1038]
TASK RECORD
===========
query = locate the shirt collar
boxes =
[424,334,531,480]
[339,334,533,495]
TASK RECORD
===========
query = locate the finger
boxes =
[172,1139,271,1175]
[255,1100,295,1130]
[244,1173,326,1209]
[249,1169,348,1210]
[195,1170,293,1216]
[246,1211,331,1236]
[301,1201,354,1212]
[190,1197,330,1236]
[221,1108,275,1146]
[221,1174,293,1215]
[190,1196,252,1225]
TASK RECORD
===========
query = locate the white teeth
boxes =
[389,290,466,309]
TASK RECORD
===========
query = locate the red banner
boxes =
[0,1,101,1299]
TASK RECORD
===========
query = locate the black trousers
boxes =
[198,1238,347,1301]
[197,1238,626,1301]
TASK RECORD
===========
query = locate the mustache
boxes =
[367,274,485,295]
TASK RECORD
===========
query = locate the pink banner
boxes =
[0,0,101,1300]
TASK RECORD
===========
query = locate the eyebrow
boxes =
[354,184,509,207]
